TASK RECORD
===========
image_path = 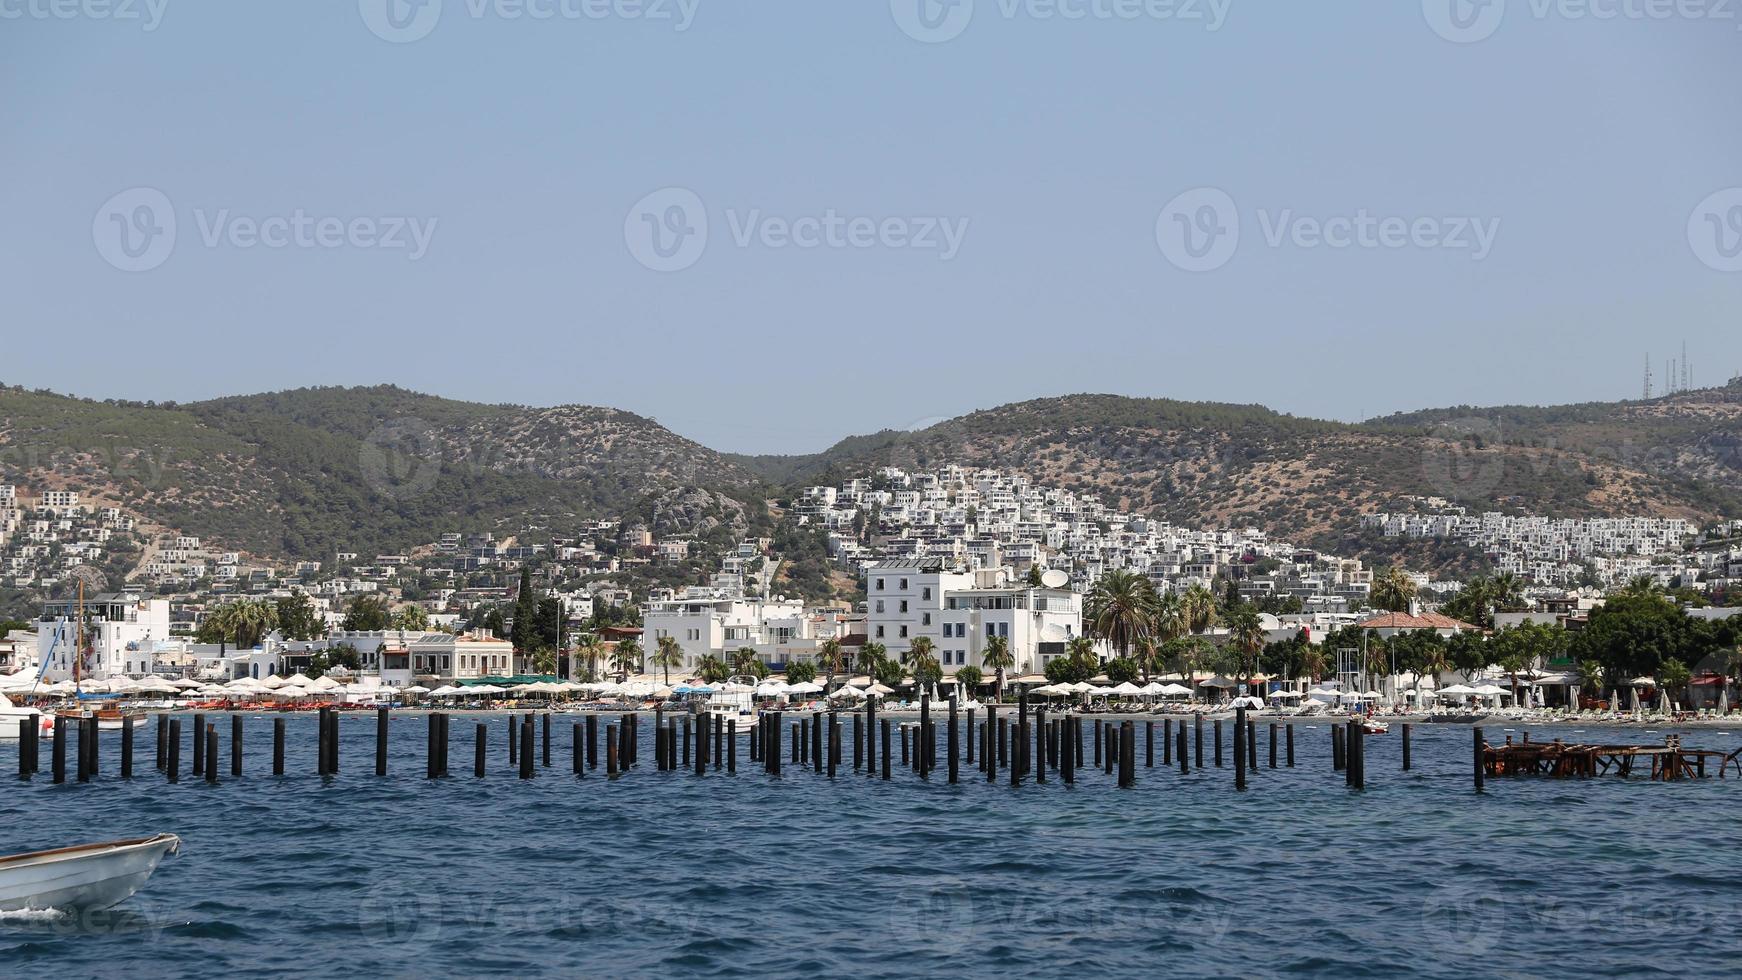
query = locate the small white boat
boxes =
[0,834,181,912]
[0,693,54,740]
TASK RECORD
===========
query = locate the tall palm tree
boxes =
[903,636,936,669]
[1153,591,1188,644]
[1372,567,1418,613]
[732,647,761,677]
[1085,569,1158,659]
[817,637,844,690]
[1297,645,1328,684]
[1181,584,1219,634]
[611,638,641,682]
[981,634,1015,702]
[1065,635,1098,677]
[575,636,604,682]
[857,641,886,678]
[1418,644,1451,703]
[1226,605,1266,688]
[652,635,684,685]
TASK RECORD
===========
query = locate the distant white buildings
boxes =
[641,589,849,672]
[1361,507,1698,585]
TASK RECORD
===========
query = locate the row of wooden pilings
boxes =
[17,701,1439,792]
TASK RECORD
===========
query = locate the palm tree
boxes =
[1226,605,1266,689]
[903,636,936,674]
[981,634,1015,702]
[1372,567,1418,613]
[1181,584,1219,634]
[1065,635,1098,677]
[732,647,761,677]
[1153,591,1188,644]
[817,637,844,690]
[696,654,728,684]
[908,645,943,697]
[652,635,684,685]
[1085,569,1158,659]
[1133,636,1160,685]
[611,638,641,682]
[574,635,604,682]
[857,641,886,679]
[1577,658,1605,705]
[1297,645,1328,684]
[1418,644,1451,703]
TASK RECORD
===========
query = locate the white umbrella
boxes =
[402,685,431,695]
[787,681,824,695]
[259,674,286,689]
[283,673,315,688]
[312,675,343,691]
[1158,683,1194,697]
[1111,681,1146,697]
[469,685,509,696]
[754,682,790,697]
[831,686,867,700]
[1229,695,1265,710]
[866,683,895,696]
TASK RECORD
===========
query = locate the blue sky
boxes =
[5,1,1740,453]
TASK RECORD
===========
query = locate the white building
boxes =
[864,558,975,652]
[642,590,813,671]
[36,591,172,680]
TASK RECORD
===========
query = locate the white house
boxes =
[35,591,172,680]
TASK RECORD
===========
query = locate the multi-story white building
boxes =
[937,583,1083,676]
[864,558,975,652]
[35,591,172,680]
[642,590,816,671]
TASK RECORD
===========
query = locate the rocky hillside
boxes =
[0,385,763,560]
[735,385,1742,555]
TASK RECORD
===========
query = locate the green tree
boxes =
[1085,569,1158,659]
[1372,567,1418,613]
[1104,656,1139,684]
[275,592,322,641]
[343,595,391,632]
[955,664,983,690]
[784,660,817,684]
[652,635,684,685]
[696,654,729,684]
[817,637,844,690]
[872,655,904,688]
[1660,657,1692,710]
[611,638,642,682]
[857,641,886,678]
[392,604,428,631]
[511,566,539,653]
[1225,604,1267,687]
[574,635,605,682]
[981,634,1015,703]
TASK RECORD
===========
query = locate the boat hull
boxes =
[0,834,180,912]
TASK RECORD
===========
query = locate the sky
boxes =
[4,1,1741,454]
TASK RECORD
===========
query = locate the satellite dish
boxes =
[1040,569,1069,589]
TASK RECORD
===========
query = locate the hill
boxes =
[734,387,1742,554]
[0,384,763,560]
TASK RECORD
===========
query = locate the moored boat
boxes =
[0,693,55,740]
[0,834,181,912]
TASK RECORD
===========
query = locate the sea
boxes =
[3,713,1739,978]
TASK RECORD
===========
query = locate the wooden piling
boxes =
[1269,723,1278,769]
[273,718,285,776]
[509,715,519,767]
[165,718,178,783]
[76,716,89,783]
[1214,719,1223,768]
[1350,718,1365,790]
[1093,716,1102,767]
[1194,713,1204,769]
[948,697,959,784]
[520,716,534,779]
[1177,723,1188,774]
[965,707,976,764]
[376,707,389,777]
[1146,721,1154,768]
[1332,725,1344,772]
[879,718,889,780]
[606,724,618,775]
[1104,723,1115,775]
[1247,719,1257,772]
[327,707,340,775]
[1034,709,1047,784]
[728,718,737,773]
[205,725,218,786]
[1473,726,1485,792]
[121,715,134,780]
[476,723,487,778]
[1402,723,1412,771]
[586,714,598,770]
[1119,720,1136,788]
[919,697,930,780]
[543,713,551,768]
[232,714,242,778]
[1234,707,1247,791]
[684,715,694,769]
[193,712,206,776]
[1162,718,1172,766]
[1286,723,1295,767]
[155,715,166,772]
[573,723,583,776]
[828,717,840,778]
[1061,721,1075,783]
[427,715,439,779]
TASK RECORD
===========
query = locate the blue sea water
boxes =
[2,714,1739,978]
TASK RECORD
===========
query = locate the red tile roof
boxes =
[1356,611,1481,631]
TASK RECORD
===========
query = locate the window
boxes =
[876,578,885,591]
[986,623,996,638]
[922,587,932,600]
[899,626,908,639]
[921,613,931,626]
[999,623,1009,638]
[875,600,885,613]
[900,578,908,590]
[899,600,909,613]
[875,626,885,638]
